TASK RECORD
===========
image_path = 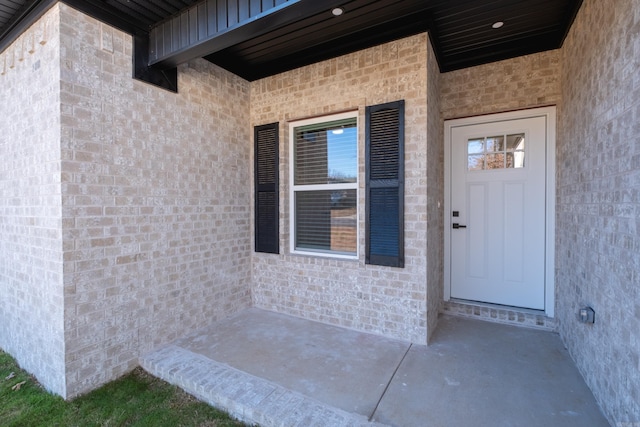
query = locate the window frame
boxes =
[289,111,359,260]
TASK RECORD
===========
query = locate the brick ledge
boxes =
[441,300,557,331]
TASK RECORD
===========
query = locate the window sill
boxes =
[290,248,359,262]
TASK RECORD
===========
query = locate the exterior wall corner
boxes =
[0,3,66,397]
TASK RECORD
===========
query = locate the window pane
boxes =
[468,154,484,171]
[294,118,357,185]
[467,139,483,154]
[296,190,357,255]
[486,136,504,152]
[507,152,525,168]
[506,133,525,151]
[486,153,505,169]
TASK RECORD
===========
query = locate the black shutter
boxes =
[254,123,279,253]
[366,101,404,267]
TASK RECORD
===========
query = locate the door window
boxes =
[467,133,525,171]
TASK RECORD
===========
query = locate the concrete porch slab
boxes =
[372,315,609,426]
[140,308,609,427]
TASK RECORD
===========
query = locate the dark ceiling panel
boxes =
[205,0,431,80]
[0,0,31,38]
[429,0,578,71]
[227,0,429,63]
[102,0,200,28]
[0,0,584,81]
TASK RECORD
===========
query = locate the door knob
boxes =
[452,223,467,229]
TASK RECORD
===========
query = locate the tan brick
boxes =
[0,4,67,397]
[250,34,431,344]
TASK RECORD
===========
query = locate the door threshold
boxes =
[442,299,556,331]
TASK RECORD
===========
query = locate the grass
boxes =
[0,349,247,427]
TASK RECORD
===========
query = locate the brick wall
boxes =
[4,2,636,415]
[441,50,561,120]
[250,34,430,343]
[558,0,640,423]
[426,40,443,341]
[1,4,254,398]
[58,4,252,397]
[0,6,67,396]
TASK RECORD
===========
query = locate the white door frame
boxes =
[444,106,556,317]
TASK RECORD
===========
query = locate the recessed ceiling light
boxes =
[492,21,504,29]
[332,7,344,16]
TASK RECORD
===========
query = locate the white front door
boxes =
[445,109,554,311]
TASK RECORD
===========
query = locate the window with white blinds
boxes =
[290,112,358,258]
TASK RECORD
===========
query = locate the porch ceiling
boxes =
[0,0,583,80]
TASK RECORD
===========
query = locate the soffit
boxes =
[0,0,33,35]
[0,0,583,81]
